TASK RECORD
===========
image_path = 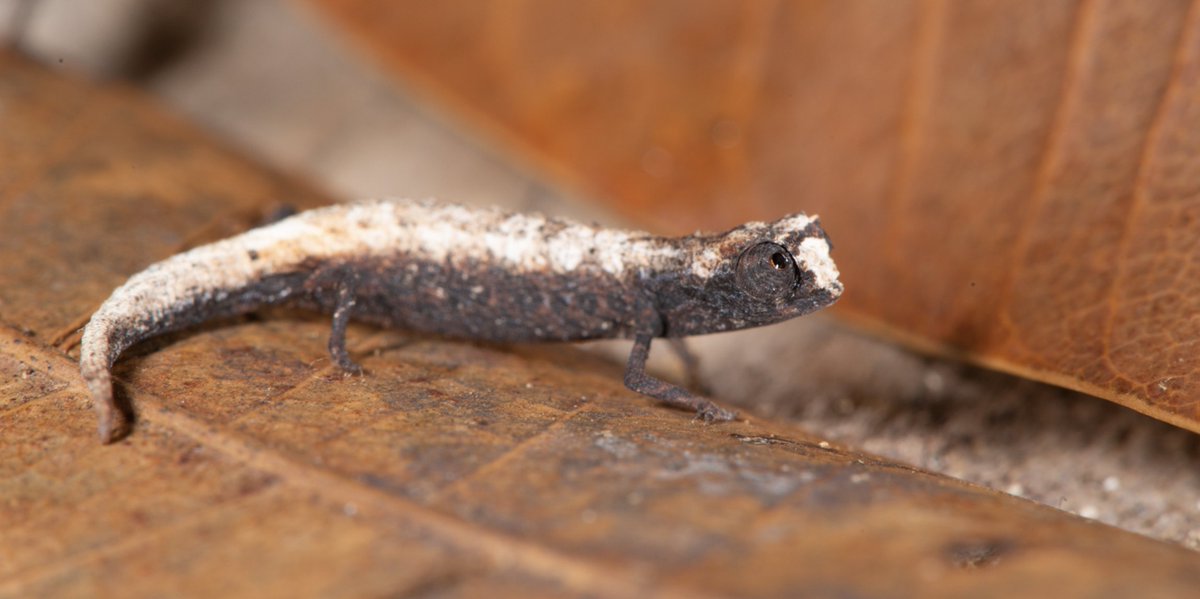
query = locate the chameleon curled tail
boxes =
[80,200,419,442]
[79,208,328,442]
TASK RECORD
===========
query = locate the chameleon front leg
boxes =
[624,333,736,422]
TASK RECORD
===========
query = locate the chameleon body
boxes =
[80,198,843,443]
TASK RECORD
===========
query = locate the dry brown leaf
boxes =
[4,50,1200,597]
[303,0,1200,434]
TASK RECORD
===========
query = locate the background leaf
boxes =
[303,0,1200,434]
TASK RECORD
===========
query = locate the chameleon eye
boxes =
[736,242,798,300]
[770,252,789,270]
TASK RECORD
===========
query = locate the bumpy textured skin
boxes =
[80,198,842,442]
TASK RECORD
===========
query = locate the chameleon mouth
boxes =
[826,280,845,298]
[794,236,841,295]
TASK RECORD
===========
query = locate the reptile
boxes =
[80,198,843,443]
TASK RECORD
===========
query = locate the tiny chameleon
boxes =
[80,198,843,443]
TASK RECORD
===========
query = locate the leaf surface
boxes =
[304,0,1200,433]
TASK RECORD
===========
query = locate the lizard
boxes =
[79,198,843,443]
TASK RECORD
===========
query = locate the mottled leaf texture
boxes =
[304,0,1200,433]
[4,50,1200,598]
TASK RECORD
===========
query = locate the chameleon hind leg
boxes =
[328,281,364,374]
[666,337,711,396]
[624,333,736,422]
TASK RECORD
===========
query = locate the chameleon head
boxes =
[736,213,842,315]
[667,212,842,336]
[746,212,842,300]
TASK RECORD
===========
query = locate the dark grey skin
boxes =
[80,199,843,443]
